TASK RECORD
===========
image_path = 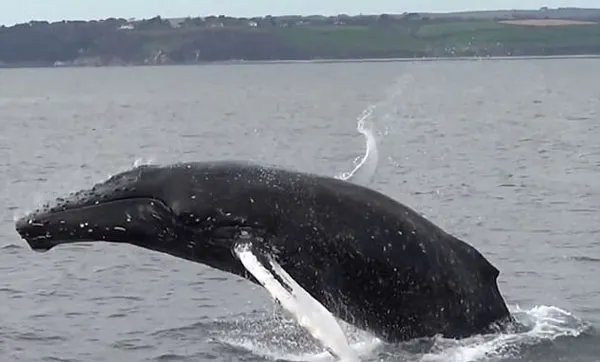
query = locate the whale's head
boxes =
[15,163,262,265]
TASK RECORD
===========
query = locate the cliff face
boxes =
[1,14,600,67]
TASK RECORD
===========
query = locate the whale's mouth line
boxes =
[25,236,58,252]
[25,234,96,252]
[36,196,171,217]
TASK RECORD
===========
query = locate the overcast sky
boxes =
[1,0,597,26]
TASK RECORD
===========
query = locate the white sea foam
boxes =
[217,303,589,362]
[132,157,155,168]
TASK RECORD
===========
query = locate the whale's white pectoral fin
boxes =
[233,241,360,362]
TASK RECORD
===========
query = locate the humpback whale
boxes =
[15,161,513,344]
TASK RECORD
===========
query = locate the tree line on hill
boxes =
[1,11,599,67]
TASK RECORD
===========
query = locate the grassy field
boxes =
[271,20,600,57]
[276,25,424,56]
[408,20,600,53]
[499,19,598,26]
[416,21,509,37]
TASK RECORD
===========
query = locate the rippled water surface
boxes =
[1,59,599,362]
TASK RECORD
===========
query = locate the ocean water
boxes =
[0,58,599,362]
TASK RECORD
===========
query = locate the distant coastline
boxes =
[1,7,600,69]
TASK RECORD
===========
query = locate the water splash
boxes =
[132,157,155,168]
[94,157,156,185]
[336,105,379,185]
[13,190,50,223]
[221,335,381,362]
[335,73,415,185]
[234,243,361,362]
[420,304,591,362]
[215,303,589,362]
